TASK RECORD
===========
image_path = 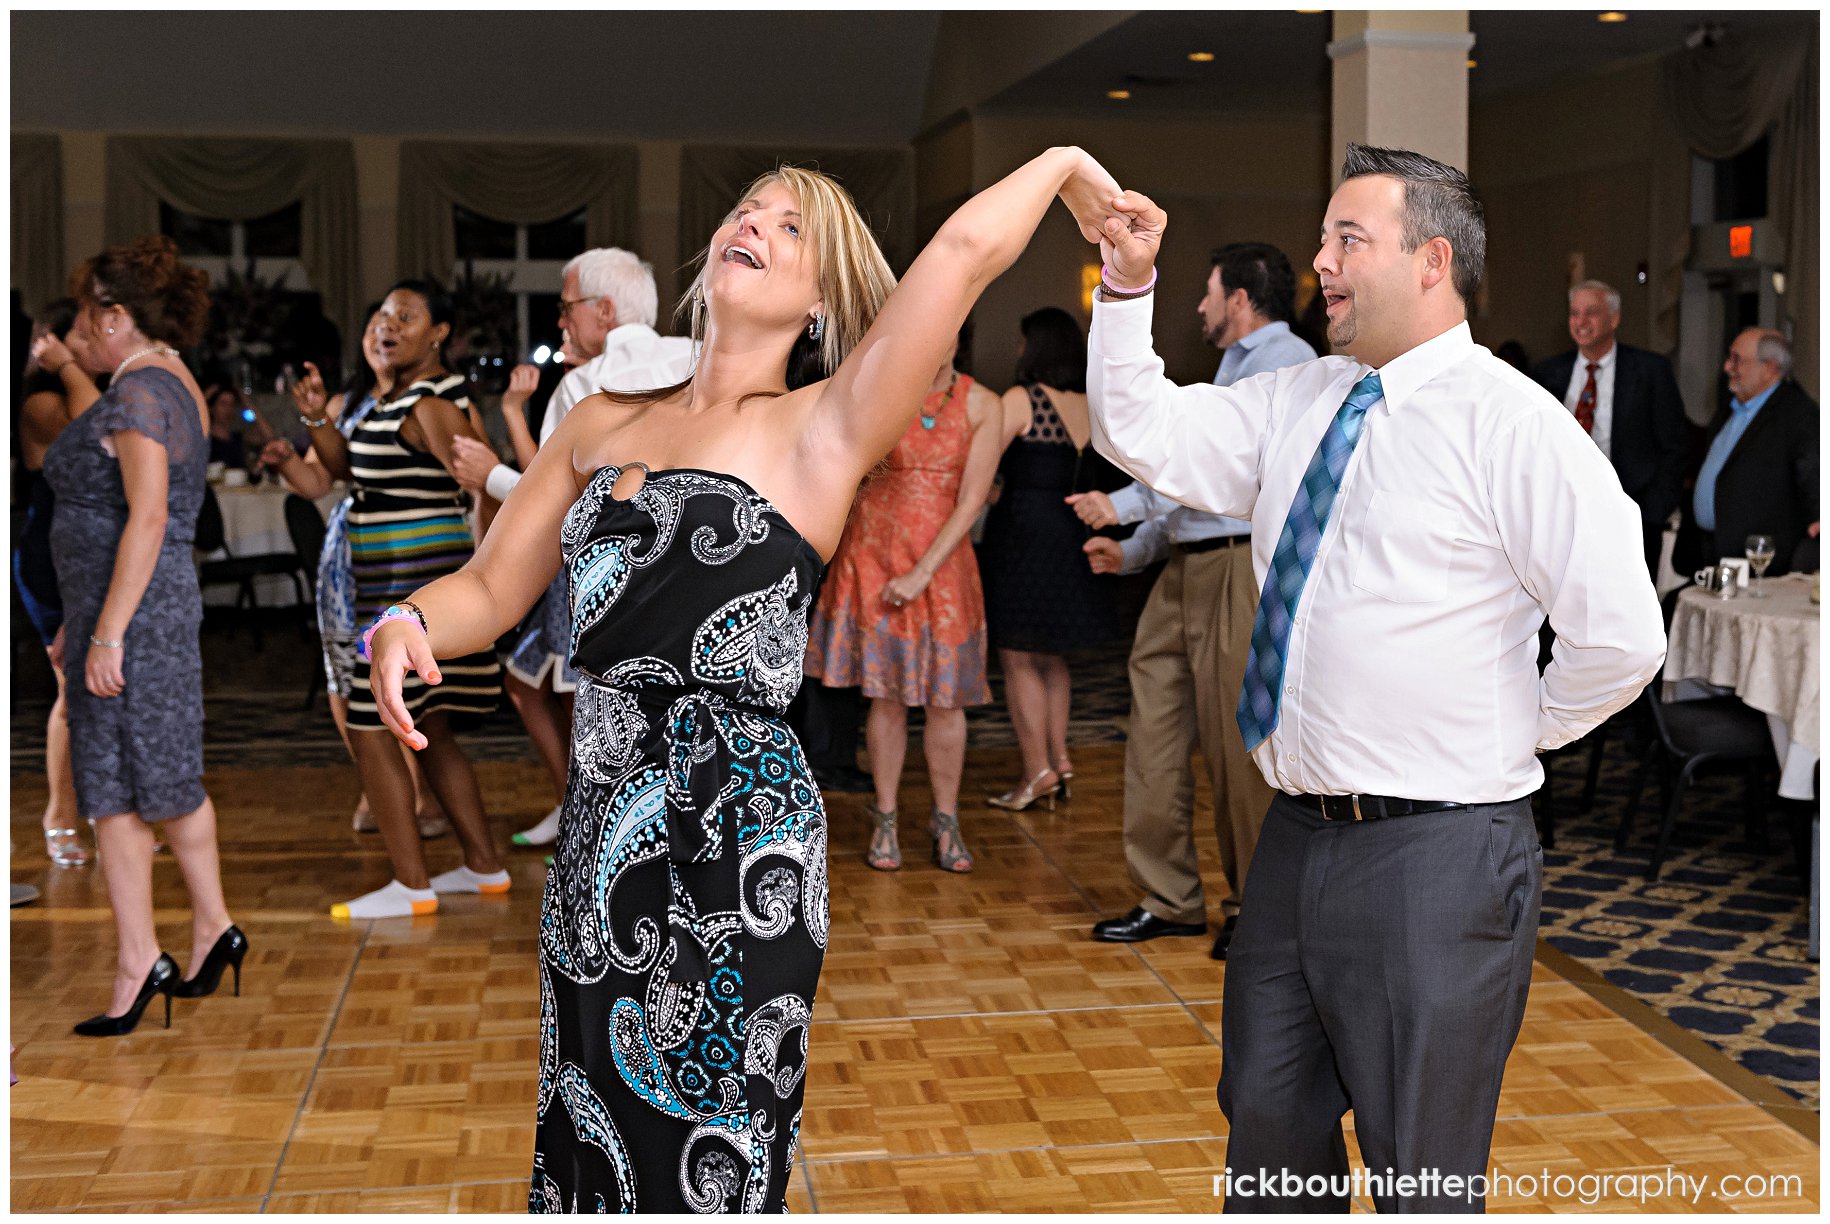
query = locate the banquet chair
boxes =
[1613,588,1777,881]
[284,495,329,709]
[195,485,311,650]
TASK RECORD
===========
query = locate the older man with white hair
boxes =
[449,247,696,846]
[1531,278,1687,575]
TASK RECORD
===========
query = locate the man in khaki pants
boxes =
[1072,243,1316,959]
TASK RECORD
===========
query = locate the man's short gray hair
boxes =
[1569,279,1621,316]
[1340,143,1486,305]
[1754,329,1793,375]
[564,247,659,329]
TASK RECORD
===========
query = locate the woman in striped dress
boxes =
[295,281,507,919]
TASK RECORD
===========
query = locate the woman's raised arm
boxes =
[814,147,1121,470]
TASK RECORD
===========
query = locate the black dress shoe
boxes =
[74,953,179,1037]
[1210,915,1239,961]
[173,924,249,998]
[814,765,876,793]
[1091,906,1206,943]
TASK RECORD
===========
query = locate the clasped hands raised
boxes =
[1054,148,1167,292]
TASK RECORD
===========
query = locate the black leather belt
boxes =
[1175,535,1249,556]
[1291,793,1469,822]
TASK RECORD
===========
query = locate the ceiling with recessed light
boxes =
[9,9,1817,144]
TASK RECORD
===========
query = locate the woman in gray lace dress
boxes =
[44,235,246,1036]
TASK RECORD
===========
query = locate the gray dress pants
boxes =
[1217,794,1541,1213]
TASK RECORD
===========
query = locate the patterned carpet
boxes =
[1534,743,1818,1108]
[9,606,1818,1109]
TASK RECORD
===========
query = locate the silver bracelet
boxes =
[90,635,123,649]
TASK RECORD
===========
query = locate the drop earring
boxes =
[808,314,825,343]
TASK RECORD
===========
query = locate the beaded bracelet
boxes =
[358,602,429,661]
[1098,263,1158,301]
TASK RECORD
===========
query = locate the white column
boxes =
[1328,11,1475,177]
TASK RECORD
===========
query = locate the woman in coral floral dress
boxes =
[804,334,1005,873]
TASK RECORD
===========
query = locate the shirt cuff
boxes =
[1106,482,1150,526]
[1119,531,1167,574]
[1090,292,1159,361]
[483,463,521,504]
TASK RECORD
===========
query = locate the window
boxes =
[158,202,334,387]
[1709,137,1769,223]
[451,205,585,365]
[160,201,304,278]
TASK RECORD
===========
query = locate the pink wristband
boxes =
[1100,263,1157,297]
[358,606,426,661]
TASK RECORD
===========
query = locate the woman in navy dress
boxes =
[44,235,246,1035]
[368,149,1128,1211]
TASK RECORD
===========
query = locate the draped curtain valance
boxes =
[104,136,361,356]
[675,146,915,297]
[1654,29,1817,394]
[12,133,66,317]
[397,141,639,282]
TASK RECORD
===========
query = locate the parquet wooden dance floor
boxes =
[10,746,1819,1213]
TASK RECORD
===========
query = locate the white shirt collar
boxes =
[1580,343,1617,372]
[1369,320,1474,414]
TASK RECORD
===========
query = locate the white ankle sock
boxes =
[513,805,563,846]
[331,879,437,920]
[429,865,512,895]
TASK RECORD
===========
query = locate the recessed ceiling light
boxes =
[1187,51,1215,62]
[1598,11,1628,22]
[1106,89,1132,100]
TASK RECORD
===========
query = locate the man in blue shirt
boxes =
[1677,328,1819,578]
[1070,243,1316,959]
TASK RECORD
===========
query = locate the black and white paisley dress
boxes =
[532,465,828,1214]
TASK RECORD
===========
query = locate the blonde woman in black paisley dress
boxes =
[368,149,1129,1211]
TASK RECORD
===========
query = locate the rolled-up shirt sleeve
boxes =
[1088,295,1274,520]
[1488,408,1667,750]
[1119,513,1172,573]
[1106,479,1185,527]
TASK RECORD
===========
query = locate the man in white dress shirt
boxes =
[448,248,695,846]
[1079,145,1665,1212]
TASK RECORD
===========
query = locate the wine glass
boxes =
[1745,534,1776,598]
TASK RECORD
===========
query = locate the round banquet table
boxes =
[200,480,344,608]
[1664,573,1820,801]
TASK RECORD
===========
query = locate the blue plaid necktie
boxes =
[1236,372,1384,751]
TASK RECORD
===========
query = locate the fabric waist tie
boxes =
[625,683,783,985]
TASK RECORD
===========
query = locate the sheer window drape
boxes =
[104,136,361,360]
[12,133,66,317]
[1654,30,1817,395]
[396,141,638,282]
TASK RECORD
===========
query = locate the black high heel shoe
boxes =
[74,953,179,1037]
[173,925,249,999]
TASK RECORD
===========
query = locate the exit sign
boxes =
[1729,225,1754,258]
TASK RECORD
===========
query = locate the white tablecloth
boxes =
[199,482,343,608]
[1664,573,1820,800]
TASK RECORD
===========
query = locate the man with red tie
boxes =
[1531,280,1688,575]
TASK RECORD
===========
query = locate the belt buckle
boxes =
[1351,794,1364,821]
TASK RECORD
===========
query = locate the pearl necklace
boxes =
[112,343,179,381]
